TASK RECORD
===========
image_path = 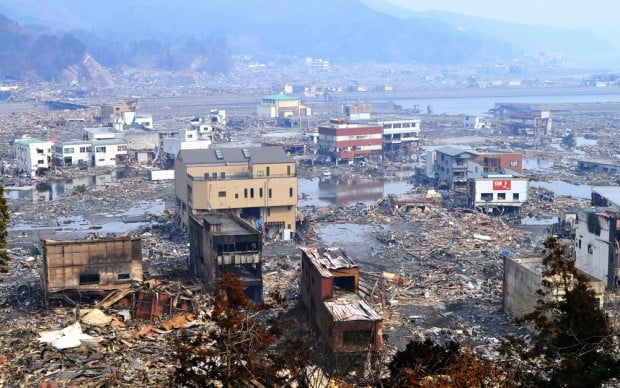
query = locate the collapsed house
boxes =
[42,236,143,306]
[300,247,382,353]
[188,212,263,302]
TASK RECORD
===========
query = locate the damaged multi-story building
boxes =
[188,212,263,302]
[41,236,143,306]
[300,247,382,353]
[174,146,298,240]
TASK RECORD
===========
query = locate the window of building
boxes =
[513,193,520,200]
[95,146,106,153]
[220,172,225,179]
[269,188,272,198]
[64,147,74,153]
[289,187,293,197]
[36,149,44,154]
[212,172,217,179]
[244,188,248,198]
[267,208,271,216]
[118,145,127,151]
[343,330,374,346]
[117,273,130,280]
[481,193,493,201]
[218,191,226,197]
[266,166,270,176]
[498,193,506,200]
[79,146,87,153]
[235,193,238,199]
[37,160,44,164]
[287,224,291,229]
[259,188,263,197]
[250,188,254,198]
[287,165,291,175]
[79,273,100,285]
[257,170,264,177]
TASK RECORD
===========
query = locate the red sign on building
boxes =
[493,179,511,190]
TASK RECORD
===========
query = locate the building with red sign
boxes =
[318,119,383,164]
[468,174,529,214]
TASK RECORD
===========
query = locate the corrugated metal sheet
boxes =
[324,296,381,322]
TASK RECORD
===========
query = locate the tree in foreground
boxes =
[171,272,309,387]
[387,338,516,387]
[0,184,10,279]
[501,236,620,387]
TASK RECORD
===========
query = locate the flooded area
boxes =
[298,176,413,206]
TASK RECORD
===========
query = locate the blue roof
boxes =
[262,93,298,101]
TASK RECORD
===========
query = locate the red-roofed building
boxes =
[318,119,383,164]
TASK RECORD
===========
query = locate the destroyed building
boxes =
[503,256,605,318]
[300,247,382,353]
[577,158,620,175]
[14,136,53,177]
[468,174,529,214]
[174,146,298,240]
[188,212,263,302]
[574,210,620,290]
[42,236,143,305]
[434,146,479,189]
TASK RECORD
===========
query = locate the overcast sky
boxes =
[386,0,618,39]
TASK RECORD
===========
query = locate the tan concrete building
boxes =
[175,146,298,239]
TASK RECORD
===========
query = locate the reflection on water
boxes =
[299,176,412,206]
[4,172,116,203]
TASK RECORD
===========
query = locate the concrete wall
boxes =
[503,257,544,318]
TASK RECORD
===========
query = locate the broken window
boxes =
[95,146,106,153]
[79,273,100,285]
[498,193,506,200]
[481,193,493,201]
[334,276,355,292]
[118,273,130,280]
[343,330,374,345]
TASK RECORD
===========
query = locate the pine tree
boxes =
[503,236,620,387]
[0,184,10,278]
[171,272,309,387]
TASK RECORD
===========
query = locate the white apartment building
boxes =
[91,138,128,167]
[162,129,212,158]
[53,140,92,166]
[369,118,421,152]
[468,174,529,213]
[14,137,54,177]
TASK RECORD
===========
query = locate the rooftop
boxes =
[92,138,128,146]
[262,93,299,101]
[302,246,358,278]
[324,294,382,322]
[15,137,51,145]
[436,145,478,157]
[202,213,257,236]
[179,146,293,165]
